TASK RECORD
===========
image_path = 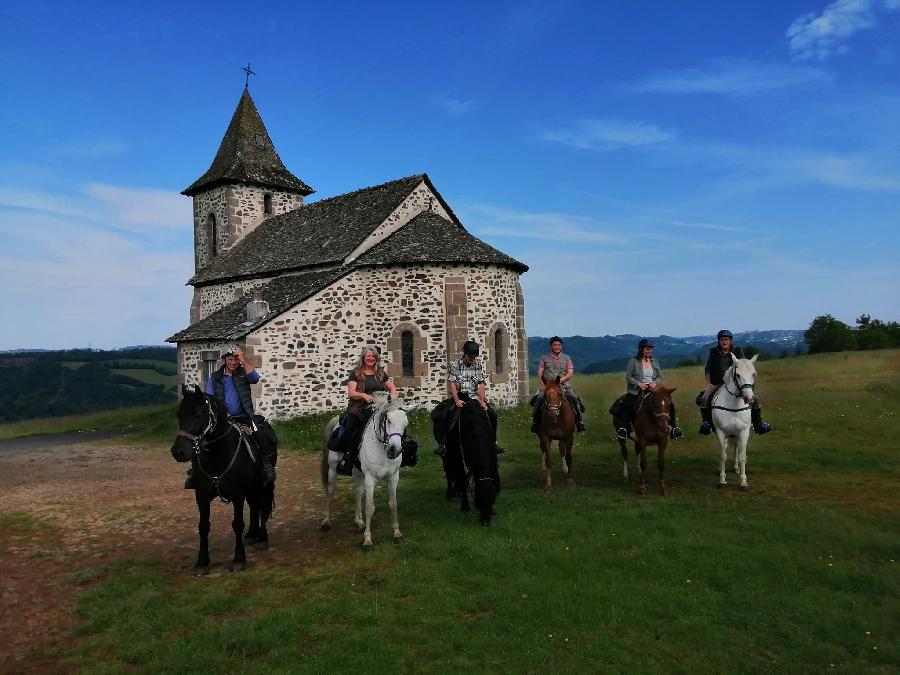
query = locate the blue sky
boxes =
[1,0,898,349]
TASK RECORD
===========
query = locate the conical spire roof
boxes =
[182,89,314,196]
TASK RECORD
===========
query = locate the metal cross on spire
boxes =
[241,63,256,90]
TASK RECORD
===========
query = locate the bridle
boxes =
[372,406,406,459]
[725,366,755,400]
[176,394,254,499]
[638,389,671,430]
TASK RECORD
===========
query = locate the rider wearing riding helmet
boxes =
[183,346,278,488]
[433,340,502,456]
[698,330,771,435]
[614,338,683,440]
[530,336,586,434]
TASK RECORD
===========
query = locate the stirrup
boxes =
[616,427,628,441]
[433,445,447,457]
[670,426,684,439]
[336,454,353,476]
[262,465,277,485]
[576,421,586,433]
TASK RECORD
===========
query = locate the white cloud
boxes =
[630,58,832,96]
[0,183,193,349]
[539,118,674,150]
[787,0,900,61]
[458,201,625,244]
[432,96,474,117]
[638,216,746,233]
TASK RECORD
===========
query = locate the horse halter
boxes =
[726,367,755,400]
[373,408,405,460]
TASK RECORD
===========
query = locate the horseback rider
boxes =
[613,338,683,441]
[530,336,586,433]
[329,345,398,475]
[698,330,772,435]
[184,346,278,488]
[433,340,502,456]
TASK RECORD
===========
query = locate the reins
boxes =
[712,366,753,412]
[177,395,257,502]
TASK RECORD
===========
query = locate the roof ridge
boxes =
[307,173,426,207]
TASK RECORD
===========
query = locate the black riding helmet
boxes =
[463,340,480,356]
[638,338,654,349]
[717,329,734,339]
[549,335,563,345]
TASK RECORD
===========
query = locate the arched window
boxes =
[485,322,510,384]
[206,213,218,257]
[494,329,504,373]
[401,331,414,377]
[264,193,273,214]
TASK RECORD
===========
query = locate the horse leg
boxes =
[737,429,750,491]
[637,440,648,495]
[717,430,728,488]
[541,437,553,492]
[245,499,261,544]
[194,492,213,576]
[562,438,575,488]
[362,474,376,552]
[321,459,338,532]
[388,471,402,544]
[459,471,471,512]
[617,432,629,481]
[353,473,366,531]
[658,438,668,495]
[229,497,247,572]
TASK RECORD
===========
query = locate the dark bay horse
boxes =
[171,385,274,575]
[612,386,677,495]
[538,375,576,491]
[439,400,500,525]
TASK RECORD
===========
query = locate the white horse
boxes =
[711,353,759,491]
[320,392,409,551]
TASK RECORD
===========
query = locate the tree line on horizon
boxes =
[804,314,900,354]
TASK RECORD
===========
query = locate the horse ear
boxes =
[182,384,192,397]
[731,352,739,365]
[193,384,204,396]
[750,354,758,363]
[556,375,561,383]
[668,387,677,394]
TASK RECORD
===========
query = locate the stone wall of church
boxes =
[192,185,302,272]
[216,263,527,419]
[191,278,274,323]
[345,181,450,263]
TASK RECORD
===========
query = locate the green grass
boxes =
[20,351,900,672]
[110,367,177,388]
[0,403,176,441]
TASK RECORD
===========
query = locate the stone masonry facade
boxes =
[177,263,528,419]
[193,185,303,272]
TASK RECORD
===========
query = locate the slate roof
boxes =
[353,211,528,273]
[189,174,431,285]
[167,268,348,342]
[182,89,314,197]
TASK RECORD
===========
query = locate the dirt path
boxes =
[0,436,352,672]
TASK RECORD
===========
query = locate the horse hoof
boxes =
[320,522,331,533]
[393,535,404,545]
[193,566,209,577]
[717,483,726,490]
[362,543,374,553]
[740,485,750,492]
[229,562,246,573]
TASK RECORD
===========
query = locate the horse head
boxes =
[542,375,565,422]
[371,393,408,460]
[730,353,758,404]
[650,386,677,435]
[171,384,227,462]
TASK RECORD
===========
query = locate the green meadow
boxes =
[10,351,900,673]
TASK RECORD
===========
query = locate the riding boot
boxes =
[575,410,586,433]
[751,407,772,434]
[261,448,277,485]
[530,405,541,434]
[699,406,713,435]
[336,447,355,476]
[184,468,194,489]
[669,403,684,439]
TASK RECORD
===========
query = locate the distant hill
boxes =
[528,331,807,375]
[0,346,177,423]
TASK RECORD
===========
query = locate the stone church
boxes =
[168,89,529,418]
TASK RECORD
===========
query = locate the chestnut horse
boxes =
[538,375,577,491]
[612,386,677,495]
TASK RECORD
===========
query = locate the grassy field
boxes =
[7,350,900,673]
[0,403,174,441]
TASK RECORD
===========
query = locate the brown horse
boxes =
[538,375,577,491]
[612,386,677,495]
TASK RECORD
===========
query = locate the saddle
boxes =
[696,385,722,407]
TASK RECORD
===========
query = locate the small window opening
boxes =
[263,193,272,214]
[200,350,218,389]
[255,134,266,146]
[401,331,414,377]
[206,213,218,256]
[494,329,504,373]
